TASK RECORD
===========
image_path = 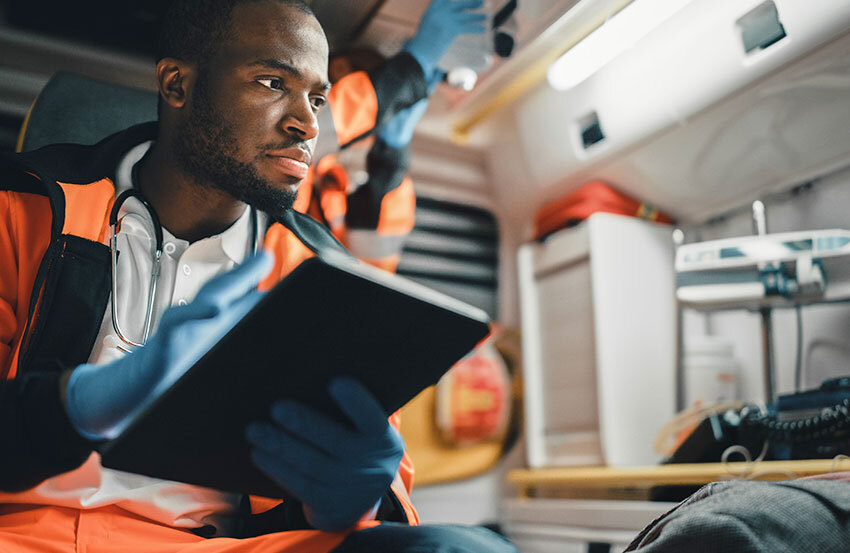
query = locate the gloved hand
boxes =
[65,251,274,441]
[246,377,405,531]
[403,0,487,81]
[378,70,444,148]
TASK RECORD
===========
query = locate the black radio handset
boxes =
[740,398,850,444]
[665,377,850,465]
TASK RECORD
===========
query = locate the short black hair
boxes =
[157,0,314,63]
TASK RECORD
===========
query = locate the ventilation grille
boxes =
[579,111,605,150]
[398,197,499,318]
[737,0,787,55]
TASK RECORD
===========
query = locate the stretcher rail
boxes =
[507,458,850,498]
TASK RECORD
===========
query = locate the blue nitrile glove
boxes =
[65,251,274,441]
[403,0,487,80]
[378,71,443,148]
[246,377,405,531]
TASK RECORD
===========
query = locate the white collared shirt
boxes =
[1,142,264,533]
[89,141,258,366]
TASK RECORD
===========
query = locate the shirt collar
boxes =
[115,141,152,194]
[219,206,254,264]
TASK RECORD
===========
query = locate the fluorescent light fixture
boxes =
[547,0,694,91]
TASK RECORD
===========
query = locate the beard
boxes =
[173,75,299,221]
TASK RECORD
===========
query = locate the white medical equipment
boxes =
[676,230,850,308]
[676,201,850,402]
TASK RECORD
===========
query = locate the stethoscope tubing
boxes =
[109,189,164,352]
[108,184,259,353]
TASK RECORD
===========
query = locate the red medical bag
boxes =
[534,181,674,240]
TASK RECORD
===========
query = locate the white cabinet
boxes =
[518,213,676,468]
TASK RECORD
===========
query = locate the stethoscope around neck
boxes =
[108,161,260,353]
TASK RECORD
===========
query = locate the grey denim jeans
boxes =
[626,477,850,553]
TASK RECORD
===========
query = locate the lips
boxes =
[266,148,311,179]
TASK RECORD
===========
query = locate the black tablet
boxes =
[99,252,491,498]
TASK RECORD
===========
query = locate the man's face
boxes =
[174,1,330,219]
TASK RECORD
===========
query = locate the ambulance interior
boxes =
[2,0,850,550]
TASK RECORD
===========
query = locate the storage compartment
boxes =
[518,213,676,468]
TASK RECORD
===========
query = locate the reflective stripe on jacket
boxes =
[306,142,416,273]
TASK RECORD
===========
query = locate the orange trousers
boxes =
[0,504,380,553]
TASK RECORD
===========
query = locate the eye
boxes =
[311,96,328,110]
[257,78,285,91]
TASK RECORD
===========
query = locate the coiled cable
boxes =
[740,398,850,444]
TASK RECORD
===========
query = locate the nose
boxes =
[280,95,319,141]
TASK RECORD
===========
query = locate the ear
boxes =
[155,58,196,109]
[328,56,353,84]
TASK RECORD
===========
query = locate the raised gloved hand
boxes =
[403,0,487,81]
[246,377,405,531]
[65,251,274,441]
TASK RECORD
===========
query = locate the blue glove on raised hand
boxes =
[65,251,274,441]
[403,0,487,80]
[246,377,405,532]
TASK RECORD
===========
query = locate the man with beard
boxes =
[0,1,517,552]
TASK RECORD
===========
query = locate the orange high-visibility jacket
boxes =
[296,51,425,273]
[323,52,426,150]
[0,123,418,538]
[305,142,416,273]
